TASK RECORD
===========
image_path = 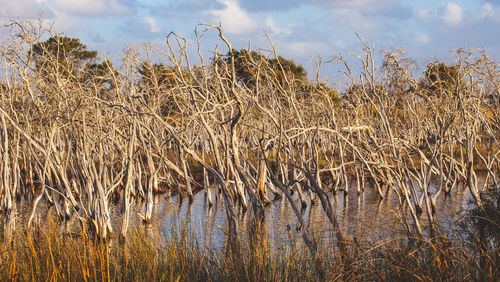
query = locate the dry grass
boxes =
[0,213,497,281]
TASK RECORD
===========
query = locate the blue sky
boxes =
[1,0,499,80]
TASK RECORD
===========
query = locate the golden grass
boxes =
[0,212,497,281]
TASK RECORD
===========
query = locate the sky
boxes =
[1,0,499,81]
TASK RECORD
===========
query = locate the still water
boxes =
[9,179,477,249]
[133,181,475,250]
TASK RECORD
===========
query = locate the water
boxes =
[6,179,477,249]
[139,180,476,250]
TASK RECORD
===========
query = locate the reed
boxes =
[0,212,497,281]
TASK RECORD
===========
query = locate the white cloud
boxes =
[264,17,292,35]
[441,2,463,27]
[309,0,397,8]
[282,41,328,57]
[144,16,160,33]
[481,3,494,18]
[206,0,257,35]
[51,10,83,32]
[480,3,500,21]
[328,8,375,31]
[415,32,429,44]
[415,7,429,20]
[51,0,133,17]
[0,0,53,19]
[333,39,347,49]
[325,0,376,7]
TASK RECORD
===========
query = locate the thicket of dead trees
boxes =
[0,22,498,268]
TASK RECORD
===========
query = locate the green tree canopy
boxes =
[82,60,116,90]
[422,62,466,97]
[227,49,307,88]
[137,62,179,90]
[31,36,98,77]
[136,62,189,117]
[31,36,116,92]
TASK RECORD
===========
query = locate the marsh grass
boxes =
[0,212,497,281]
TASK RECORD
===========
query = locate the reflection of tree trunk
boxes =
[180,150,193,201]
[256,155,271,205]
[342,194,349,231]
[203,167,213,207]
[3,202,16,244]
[249,214,268,265]
[292,168,307,210]
[467,161,481,207]
[267,168,316,252]
[478,215,488,280]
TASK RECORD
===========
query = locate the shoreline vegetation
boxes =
[0,215,495,281]
[0,21,499,280]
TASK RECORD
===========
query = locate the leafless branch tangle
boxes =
[0,21,498,257]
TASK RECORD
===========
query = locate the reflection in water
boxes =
[4,180,475,250]
[126,179,475,251]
